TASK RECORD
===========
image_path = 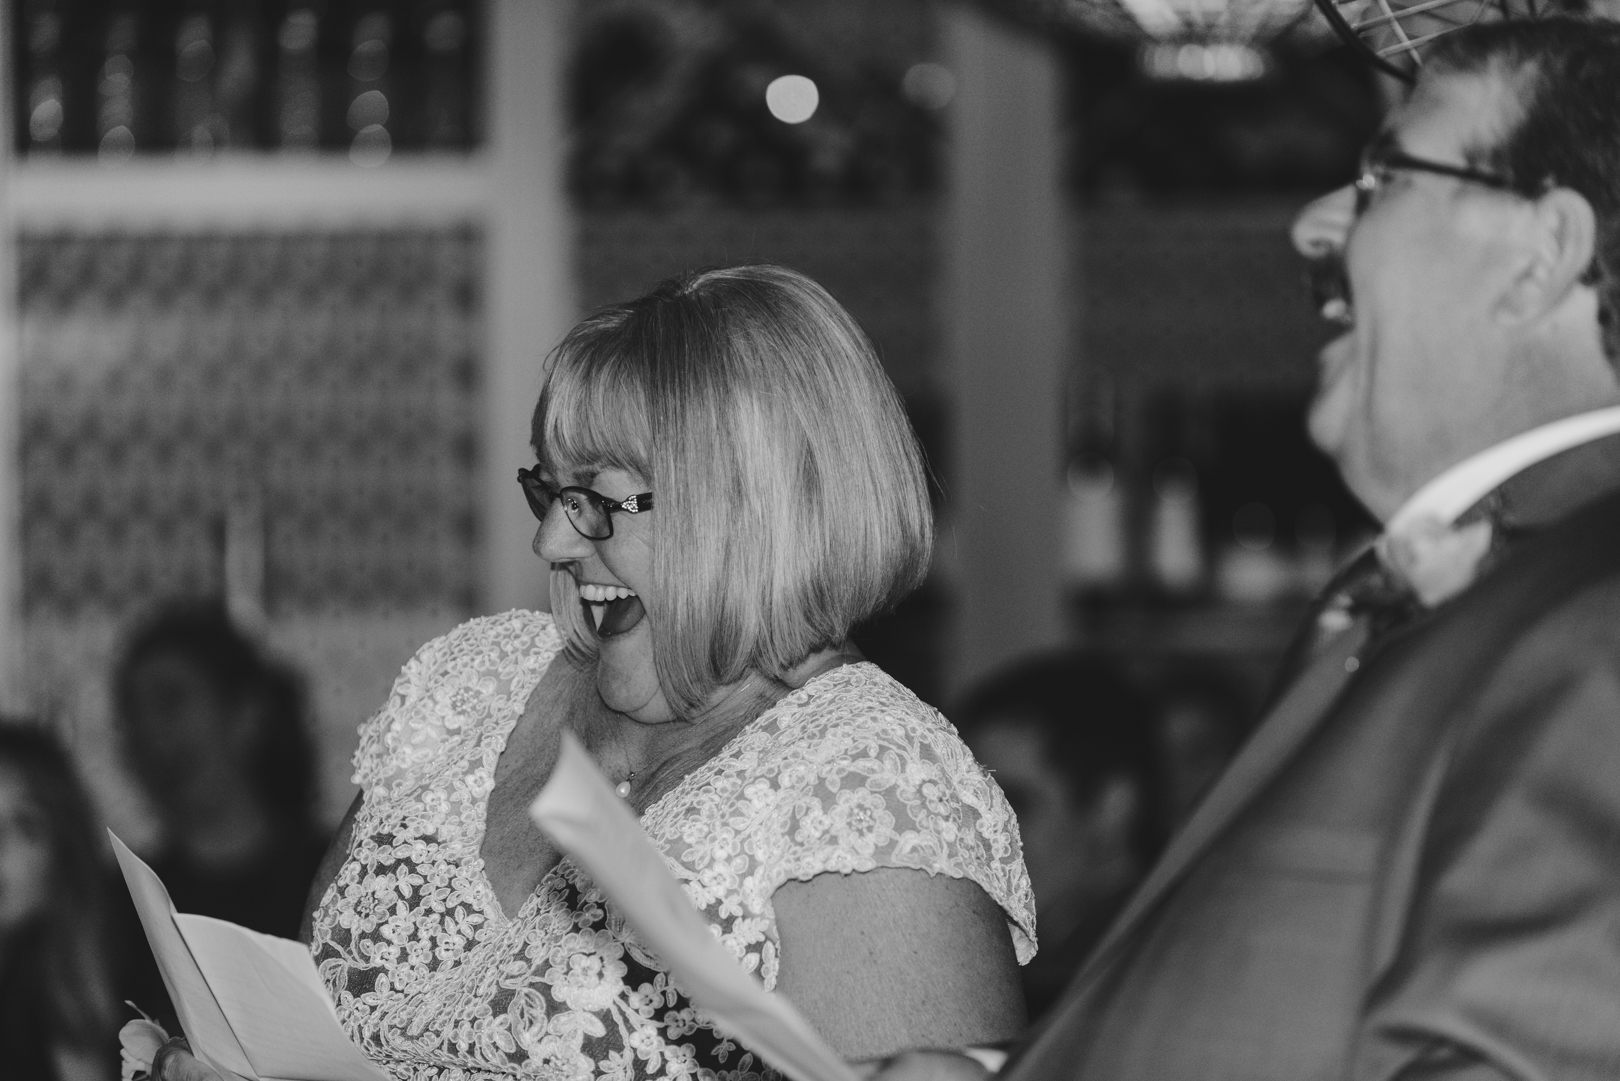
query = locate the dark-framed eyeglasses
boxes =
[1354,148,1521,216]
[516,466,654,541]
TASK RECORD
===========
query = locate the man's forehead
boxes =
[1381,67,1524,159]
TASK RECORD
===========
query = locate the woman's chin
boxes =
[595,625,674,721]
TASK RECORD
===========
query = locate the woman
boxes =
[134,265,1033,1079]
[110,602,327,1033]
[0,723,119,1081]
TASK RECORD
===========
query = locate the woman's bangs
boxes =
[535,340,651,479]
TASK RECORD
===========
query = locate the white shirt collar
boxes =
[1386,405,1620,536]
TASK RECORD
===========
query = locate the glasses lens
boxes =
[561,488,612,540]
[518,471,553,521]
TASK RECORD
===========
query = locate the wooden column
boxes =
[940,6,1067,697]
[483,0,578,614]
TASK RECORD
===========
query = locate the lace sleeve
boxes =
[351,611,561,799]
[747,668,1038,964]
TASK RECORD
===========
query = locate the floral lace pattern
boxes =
[311,610,1036,1081]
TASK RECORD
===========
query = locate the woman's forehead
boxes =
[533,454,646,488]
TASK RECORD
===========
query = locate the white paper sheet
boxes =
[111,831,390,1081]
[175,914,390,1081]
[529,731,861,1081]
[111,832,258,1081]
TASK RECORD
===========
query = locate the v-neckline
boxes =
[471,653,868,927]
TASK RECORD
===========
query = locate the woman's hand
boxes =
[119,1021,225,1081]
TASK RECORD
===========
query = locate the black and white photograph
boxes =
[1,0,1618,1078]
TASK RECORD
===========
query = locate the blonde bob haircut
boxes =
[533,264,933,717]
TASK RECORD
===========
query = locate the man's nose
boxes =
[533,504,594,562]
[1291,184,1356,259]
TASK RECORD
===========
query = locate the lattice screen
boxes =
[17,227,484,617]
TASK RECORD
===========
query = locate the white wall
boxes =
[483,0,580,615]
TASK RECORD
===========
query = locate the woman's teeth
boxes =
[578,583,638,632]
[579,583,636,603]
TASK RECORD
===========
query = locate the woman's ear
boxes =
[1497,187,1598,324]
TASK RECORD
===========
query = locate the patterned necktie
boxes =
[1315,550,1422,645]
[1312,514,1497,656]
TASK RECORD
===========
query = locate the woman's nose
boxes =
[1291,185,1357,260]
[533,503,594,562]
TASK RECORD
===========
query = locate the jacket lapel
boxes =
[1002,623,1370,1078]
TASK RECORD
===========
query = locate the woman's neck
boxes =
[576,643,864,812]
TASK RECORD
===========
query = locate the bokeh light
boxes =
[765,74,819,124]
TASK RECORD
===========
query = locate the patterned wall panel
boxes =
[17,227,484,833]
[18,227,484,617]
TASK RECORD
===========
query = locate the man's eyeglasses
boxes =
[516,466,654,541]
[1307,147,1540,323]
[1354,148,1522,216]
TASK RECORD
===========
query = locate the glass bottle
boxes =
[215,7,261,149]
[1144,391,1206,594]
[347,10,394,166]
[1062,368,1128,592]
[99,9,139,163]
[173,7,224,153]
[418,0,470,148]
[23,2,65,154]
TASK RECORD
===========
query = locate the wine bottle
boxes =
[418,0,470,148]
[1145,391,1206,594]
[23,2,65,154]
[1062,369,1128,592]
[277,6,322,150]
[347,9,394,166]
[99,9,139,163]
[173,7,223,153]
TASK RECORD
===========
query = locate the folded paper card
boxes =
[529,730,861,1081]
[111,832,389,1081]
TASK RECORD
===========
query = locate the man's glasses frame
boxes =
[516,466,654,541]
[1308,146,1546,320]
[1353,147,1527,216]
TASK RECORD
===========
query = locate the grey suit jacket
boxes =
[1004,437,1620,1081]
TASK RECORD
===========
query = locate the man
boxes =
[883,16,1620,1081]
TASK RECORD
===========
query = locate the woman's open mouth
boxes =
[579,583,646,637]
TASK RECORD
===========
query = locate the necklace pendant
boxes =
[614,779,632,799]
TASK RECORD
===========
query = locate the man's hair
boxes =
[954,652,1167,863]
[1429,17,1620,361]
[533,264,933,715]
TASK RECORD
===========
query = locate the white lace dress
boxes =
[310,610,1036,1081]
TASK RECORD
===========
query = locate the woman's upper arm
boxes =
[299,791,361,945]
[771,867,1027,1062]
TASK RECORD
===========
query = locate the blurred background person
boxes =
[110,601,326,1029]
[0,722,119,1081]
[954,652,1166,1020]
[1141,660,1255,826]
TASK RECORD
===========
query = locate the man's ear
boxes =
[1496,187,1598,324]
